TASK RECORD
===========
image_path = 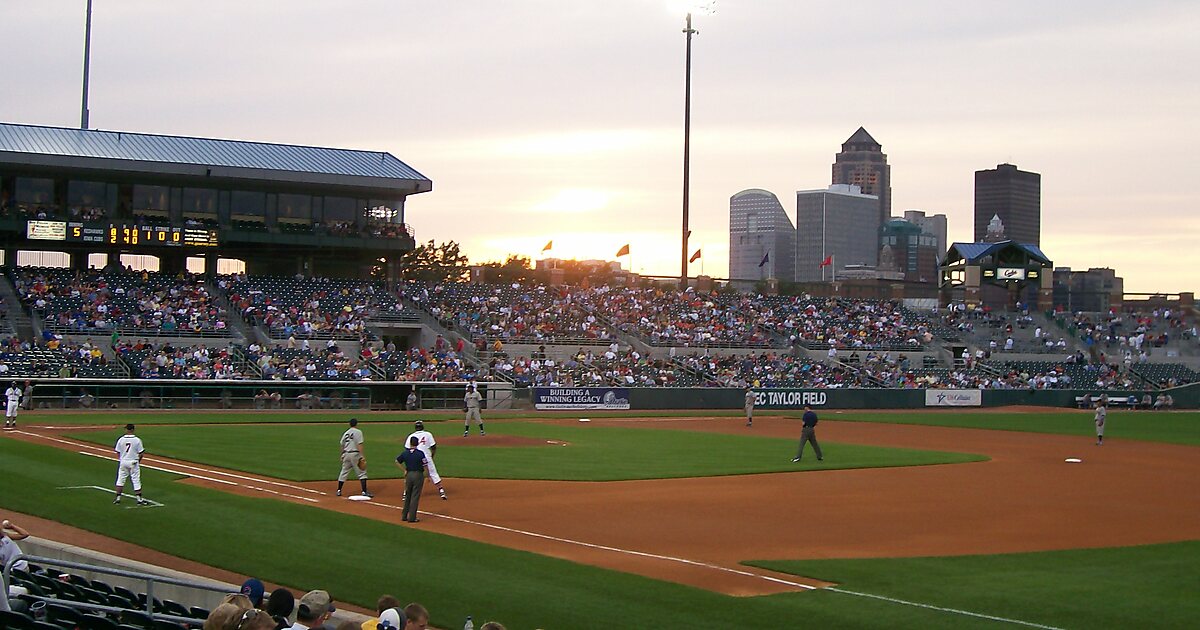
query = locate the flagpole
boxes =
[832,254,836,283]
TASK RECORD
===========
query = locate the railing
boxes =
[3,554,230,625]
[44,321,234,338]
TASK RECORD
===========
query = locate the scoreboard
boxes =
[26,220,219,249]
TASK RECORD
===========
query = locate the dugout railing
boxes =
[2,554,230,626]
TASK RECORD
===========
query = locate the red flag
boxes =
[819,255,832,267]
[689,248,702,263]
[542,240,553,252]
[615,244,630,257]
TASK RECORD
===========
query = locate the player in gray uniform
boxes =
[744,387,755,427]
[4,382,21,429]
[337,418,373,498]
[463,383,485,437]
[1094,401,1107,445]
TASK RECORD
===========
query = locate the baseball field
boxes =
[2,407,1199,629]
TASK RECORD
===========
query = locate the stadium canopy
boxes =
[943,240,1051,267]
[0,122,432,195]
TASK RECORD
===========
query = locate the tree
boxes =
[397,240,471,283]
[478,255,533,283]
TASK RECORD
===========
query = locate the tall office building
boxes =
[795,184,879,282]
[903,210,948,256]
[832,127,891,226]
[974,163,1041,245]
[728,189,796,281]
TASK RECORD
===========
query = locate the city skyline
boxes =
[1,1,1196,292]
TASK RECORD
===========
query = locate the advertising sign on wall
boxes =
[534,387,631,410]
[925,389,983,407]
[753,390,830,409]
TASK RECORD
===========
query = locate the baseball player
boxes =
[4,381,21,429]
[406,420,448,500]
[114,423,148,505]
[744,387,755,427]
[1095,400,1107,445]
[463,383,485,437]
[337,418,373,498]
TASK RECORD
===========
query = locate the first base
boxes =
[579,418,590,422]
[1065,458,1083,463]
[347,494,371,501]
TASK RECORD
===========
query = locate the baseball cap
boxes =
[298,590,335,616]
[240,578,265,608]
[414,420,424,430]
[125,423,135,431]
[378,608,406,630]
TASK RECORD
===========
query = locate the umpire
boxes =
[395,436,427,523]
[792,405,823,462]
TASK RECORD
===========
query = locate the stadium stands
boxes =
[220,274,413,339]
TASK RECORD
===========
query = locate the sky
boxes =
[2,0,1197,293]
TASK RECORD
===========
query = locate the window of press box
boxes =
[277,194,313,222]
[15,177,54,205]
[181,187,218,216]
[132,184,170,215]
[230,190,267,219]
[68,180,113,220]
[323,196,357,223]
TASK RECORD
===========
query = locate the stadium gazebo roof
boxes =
[943,240,1051,267]
[0,122,432,195]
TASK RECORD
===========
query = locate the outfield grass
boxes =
[3,436,1195,629]
[749,542,1200,629]
[822,410,1200,446]
[68,421,987,481]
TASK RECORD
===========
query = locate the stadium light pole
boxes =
[80,0,94,129]
[679,11,697,286]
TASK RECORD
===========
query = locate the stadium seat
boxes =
[79,615,119,630]
[0,609,36,630]
[30,620,62,630]
[157,600,190,619]
[113,588,140,608]
[118,609,154,629]
[151,620,186,630]
[186,607,208,620]
[46,603,84,626]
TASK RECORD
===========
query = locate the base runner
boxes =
[406,420,448,500]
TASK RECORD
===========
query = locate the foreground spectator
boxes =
[290,590,335,630]
[362,596,403,630]
[403,603,428,630]
[265,588,295,630]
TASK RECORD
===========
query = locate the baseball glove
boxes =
[357,457,366,469]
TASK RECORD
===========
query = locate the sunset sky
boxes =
[2,0,1197,292]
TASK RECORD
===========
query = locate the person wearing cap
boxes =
[463,383,485,437]
[4,380,22,429]
[743,386,756,427]
[113,423,148,505]
[395,436,428,523]
[374,607,406,630]
[336,418,372,498]
[289,590,335,630]
[405,421,447,500]
[241,578,266,608]
[265,588,295,630]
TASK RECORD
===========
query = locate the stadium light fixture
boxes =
[677,2,714,285]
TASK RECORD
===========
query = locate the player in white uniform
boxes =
[463,383,485,437]
[113,423,148,505]
[406,420,448,500]
[1094,401,1107,445]
[4,381,21,429]
[337,418,373,498]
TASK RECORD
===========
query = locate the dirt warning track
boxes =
[7,414,1200,597]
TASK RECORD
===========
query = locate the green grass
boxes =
[68,421,986,482]
[818,411,1200,446]
[749,542,1200,629]
[4,436,1194,629]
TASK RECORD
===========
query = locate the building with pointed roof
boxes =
[831,127,891,226]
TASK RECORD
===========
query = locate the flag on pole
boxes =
[758,252,770,268]
[689,248,702,263]
[819,255,833,267]
[615,244,630,257]
[542,240,553,253]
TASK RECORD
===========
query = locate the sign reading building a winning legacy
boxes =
[533,387,631,410]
